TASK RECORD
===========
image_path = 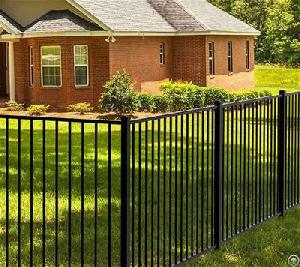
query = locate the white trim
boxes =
[0,30,260,40]
[40,45,62,88]
[208,42,215,76]
[0,22,18,35]
[29,46,34,86]
[8,42,15,102]
[159,43,166,65]
[74,45,89,87]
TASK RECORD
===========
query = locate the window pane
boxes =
[75,66,88,85]
[74,45,88,85]
[75,45,88,65]
[41,47,61,66]
[42,66,61,86]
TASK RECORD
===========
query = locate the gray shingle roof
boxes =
[0,0,259,35]
[176,0,259,33]
[73,0,259,34]
[0,10,23,34]
[24,10,102,33]
[72,0,175,32]
[147,0,205,31]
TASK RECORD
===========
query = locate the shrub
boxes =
[136,93,155,112]
[202,87,229,105]
[152,95,170,113]
[5,102,25,111]
[100,71,139,115]
[228,89,273,103]
[258,90,272,97]
[67,102,93,115]
[161,82,204,111]
[27,105,50,116]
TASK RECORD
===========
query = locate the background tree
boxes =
[208,0,300,66]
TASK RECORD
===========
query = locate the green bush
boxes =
[202,87,229,105]
[27,105,50,116]
[100,71,139,115]
[6,102,25,111]
[228,89,273,103]
[152,95,170,113]
[160,82,204,111]
[258,90,272,97]
[136,93,155,112]
[67,102,93,115]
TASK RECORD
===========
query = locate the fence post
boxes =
[120,116,130,267]
[214,101,223,249]
[278,90,286,216]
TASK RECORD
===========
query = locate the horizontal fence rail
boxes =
[1,90,300,267]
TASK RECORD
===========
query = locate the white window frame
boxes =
[228,41,233,73]
[208,42,215,76]
[246,40,250,70]
[160,43,166,65]
[29,46,34,86]
[41,45,62,88]
[74,45,89,87]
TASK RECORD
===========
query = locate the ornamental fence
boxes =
[0,90,299,266]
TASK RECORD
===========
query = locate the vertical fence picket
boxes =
[120,116,130,267]
[214,102,223,249]
[278,90,287,216]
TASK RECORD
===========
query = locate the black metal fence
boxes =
[1,90,299,266]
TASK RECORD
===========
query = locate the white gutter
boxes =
[0,30,260,40]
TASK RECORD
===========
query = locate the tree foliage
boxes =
[208,0,300,66]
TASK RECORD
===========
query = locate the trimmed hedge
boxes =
[100,74,274,115]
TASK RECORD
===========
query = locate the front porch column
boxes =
[8,41,15,102]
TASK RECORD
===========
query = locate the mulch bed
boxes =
[0,108,159,120]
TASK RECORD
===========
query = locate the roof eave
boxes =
[0,29,260,39]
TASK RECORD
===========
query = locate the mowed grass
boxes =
[185,205,300,267]
[0,65,299,266]
[255,64,300,94]
[1,99,300,266]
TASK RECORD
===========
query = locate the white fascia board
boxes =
[0,30,260,39]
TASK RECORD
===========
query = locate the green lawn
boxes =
[186,206,300,267]
[255,64,300,94]
[0,65,299,266]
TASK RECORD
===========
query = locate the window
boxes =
[29,46,34,86]
[160,43,165,65]
[41,46,61,87]
[74,45,89,86]
[208,42,215,76]
[246,41,250,70]
[228,41,233,73]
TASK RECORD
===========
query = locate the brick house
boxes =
[0,0,259,108]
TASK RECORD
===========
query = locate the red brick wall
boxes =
[172,36,207,86]
[15,37,109,108]
[206,36,255,90]
[13,35,256,108]
[109,36,173,93]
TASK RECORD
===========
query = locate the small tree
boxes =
[100,71,139,115]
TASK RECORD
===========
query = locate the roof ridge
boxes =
[0,9,24,32]
[172,0,209,30]
[146,0,175,30]
[147,0,205,31]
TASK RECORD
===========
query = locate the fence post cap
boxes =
[279,89,286,95]
[214,101,223,107]
[120,115,131,122]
